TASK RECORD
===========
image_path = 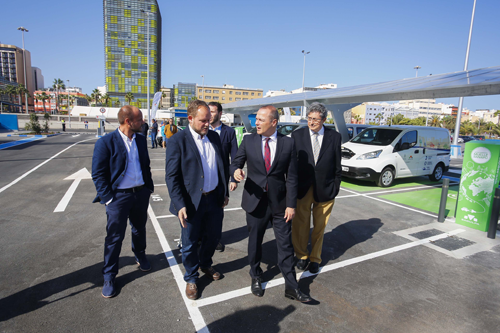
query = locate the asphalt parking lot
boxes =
[1,133,499,333]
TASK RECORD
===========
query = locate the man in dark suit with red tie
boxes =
[230,105,311,302]
[291,102,342,274]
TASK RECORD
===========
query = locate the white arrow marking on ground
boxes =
[54,168,92,212]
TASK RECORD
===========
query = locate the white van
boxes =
[341,125,451,187]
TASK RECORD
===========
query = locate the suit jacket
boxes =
[291,126,342,202]
[165,127,228,217]
[140,123,149,137]
[92,129,154,204]
[230,132,298,214]
[165,124,178,138]
[217,123,239,183]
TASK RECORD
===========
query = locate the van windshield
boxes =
[351,128,402,145]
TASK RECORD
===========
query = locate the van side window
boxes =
[396,131,417,151]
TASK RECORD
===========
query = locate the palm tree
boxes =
[91,89,102,106]
[40,92,49,113]
[125,92,134,105]
[52,78,64,113]
[16,84,30,113]
[375,113,383,125]
[352,114,362,124]
[494,110,500,125]
[102,93,110,107]
[0,87,5,112]
[84,94,92,107]
[6,85,17,109]
[429,115,441,127]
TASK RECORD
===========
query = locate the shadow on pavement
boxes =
[206,304,296,333]
[0,254,165,322]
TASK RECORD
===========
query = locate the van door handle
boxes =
[414,149,419,154]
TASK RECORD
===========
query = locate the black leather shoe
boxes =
[309,262,320,274]
[285,288,312,303]
[296,259,309,271]
[251,278,263,297]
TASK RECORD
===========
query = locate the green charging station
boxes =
[456,140,500,231]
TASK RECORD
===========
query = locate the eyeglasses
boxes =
[307,117,323,123]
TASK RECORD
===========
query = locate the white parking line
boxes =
[148,205,209,333]
[336,182,459,199]
[195,229,465,308]
[0,138,95,194]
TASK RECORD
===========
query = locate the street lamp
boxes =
[141,9,154,126]
[301,50,310,117]
[201,75,205,100]
[67,79,71,128]
[414,66,421,78]
[17,27,29,113]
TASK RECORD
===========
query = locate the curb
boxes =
[6,133,61,138]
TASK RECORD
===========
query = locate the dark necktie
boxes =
[264,138,271,173]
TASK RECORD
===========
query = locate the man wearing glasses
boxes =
[291,102,342,274]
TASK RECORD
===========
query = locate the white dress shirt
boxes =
[189,125,218,193]
[261,130,278,166]
[117,128,145,189]
[309,125,325,152]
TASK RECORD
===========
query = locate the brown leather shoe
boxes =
[201,267,222,280]
[186,283,198,300]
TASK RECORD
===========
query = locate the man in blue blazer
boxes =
[208,102,239,252]
[230,105,312,302]
[165,100,228,300]
[92,105,154,298]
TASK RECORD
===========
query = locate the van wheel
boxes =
[377,167,394,187]
[429,164,444,182]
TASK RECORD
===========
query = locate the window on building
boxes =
[199,89,202,92]
[258,93,261,96]
[251,92,254,96]
[243,92,249,95]
[222,90,225,94]
[235,92,242,95]
[222,97,225,100]
[229,91,233,94]
[243,98,248,100]
[213,96,219,100]
[205,89,211,93]
[213,90,219,94]
[229,97,233,101]
[235,98,241,101]
[205,96,211,99]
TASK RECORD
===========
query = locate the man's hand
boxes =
[234,169,245,182]
[223,196,229,208]
[230,182,238,191]
[284,207,295,223]
[178,207,188,228]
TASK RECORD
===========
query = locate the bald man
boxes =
[92,105,154,298]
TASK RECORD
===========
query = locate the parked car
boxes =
[472,135,485,140]
[451,136,464,143]
[341,125,451,187]
[459,135,476,143]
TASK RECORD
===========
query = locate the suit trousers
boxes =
[246,193,298,290]
[151,132,157,148]
[181,191,223,283]
[103,187,151,280]
[292,186,335,264]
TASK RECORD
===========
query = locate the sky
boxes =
[2,0,499,111]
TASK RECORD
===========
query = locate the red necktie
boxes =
[264,138,271,173]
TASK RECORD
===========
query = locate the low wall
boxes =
[15,114,119,131]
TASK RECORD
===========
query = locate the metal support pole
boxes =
[301,50,309,118]
[487,188,500,239]
[67,79,70,128]
[438,178,450,222]
[451,0,476,158]
[201,75,204,100]
[18,27,29,113]
[146,13,150,126]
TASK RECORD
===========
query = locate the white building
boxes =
[264,89,292,98]
[66,87,83,93]
[97,85,107,95]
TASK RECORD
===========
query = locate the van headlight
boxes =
[357,150,382,160]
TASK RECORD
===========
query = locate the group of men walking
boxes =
[91,100,342,302]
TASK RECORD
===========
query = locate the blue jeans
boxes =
[181,191,223,283]
[151,132,157,148]
[103,187,151,280]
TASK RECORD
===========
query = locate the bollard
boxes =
[454,177,462,218]
[487,188,500,239]
[438,178,450,222]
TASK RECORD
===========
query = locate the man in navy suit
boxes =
[92,105,154,298]
[230,105,312,302]
[165,100,228,300]
[208,102,239,252]
[291,102,342,274]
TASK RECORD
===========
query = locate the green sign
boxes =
[234,126,244,146]
[456,140,500,231]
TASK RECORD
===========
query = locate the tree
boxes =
[102,93,110,107]
[392,114,405,125]
[16,84,30,113]
[375,113,383,125]
[84,94,92,107]
[6,85,17,109]
[25,113,41,134]
[40,92,49,113]
[352,114,362,124]
[125,92,134,105]
[429,115,441,127]
[114,99,121,107]
[441,116,455,131]
[91,88,102,106]
[52,78,64,113]
[43,112,51,133]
